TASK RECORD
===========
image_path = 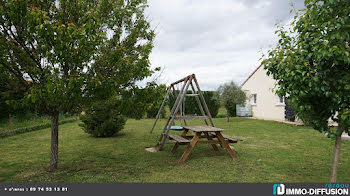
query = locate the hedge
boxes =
[168,91,219,117]
[0,117,79,138]
[146,104,166,118]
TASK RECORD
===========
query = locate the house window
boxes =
[252,94,257,104]
[277,96,285,104]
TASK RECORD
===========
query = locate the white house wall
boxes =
[241,65,286,121]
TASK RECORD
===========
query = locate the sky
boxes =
[145,0,305,90]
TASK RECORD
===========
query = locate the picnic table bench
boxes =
[210,132,243,143]
[168,125,242,163]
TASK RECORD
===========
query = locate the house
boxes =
[240,64,293,122]
[240,65,344,139]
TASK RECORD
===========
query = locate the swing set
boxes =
[150,74,242,162]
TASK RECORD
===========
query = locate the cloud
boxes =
[145,0,305,90]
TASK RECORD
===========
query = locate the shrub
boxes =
[79,97,126,137]
[216,114,226,118]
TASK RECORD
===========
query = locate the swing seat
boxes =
[168,126,184,131]
[171,126,184,130]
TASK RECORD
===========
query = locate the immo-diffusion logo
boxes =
[273,184,349,196]
[273,184,285,195]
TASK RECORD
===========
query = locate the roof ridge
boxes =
[240,64,263,87]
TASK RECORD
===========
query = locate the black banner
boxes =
[0,183,349,196]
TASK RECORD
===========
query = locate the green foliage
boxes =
[119,82,166,119]
[79,97,126,137]
[0,0,156,116]
[168,91,220,117]
[0,65,29,119]
[146,105,166,119]
[216,81,246,117]
[262,0,350,136]
[228,105,237,117]
[202,91,220,117]
[216,114,227,118]
[0,0,156,167]
[145,84,167,118]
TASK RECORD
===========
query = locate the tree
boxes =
[217,81,246,122]
[262,0,349,182]
[145,84,167,118]
[120,82,165,119]
[0,0,155,170]
[0,65,27,119]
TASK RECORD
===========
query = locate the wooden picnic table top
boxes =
[182,125,226,132]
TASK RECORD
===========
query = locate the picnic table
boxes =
[168,125,242,163]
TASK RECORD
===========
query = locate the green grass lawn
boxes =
[0,114,73,133]
[0,117,349,182]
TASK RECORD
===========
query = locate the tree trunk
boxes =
[330,125,343,183]
[226,108,229,122]
[49,112,59,171]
